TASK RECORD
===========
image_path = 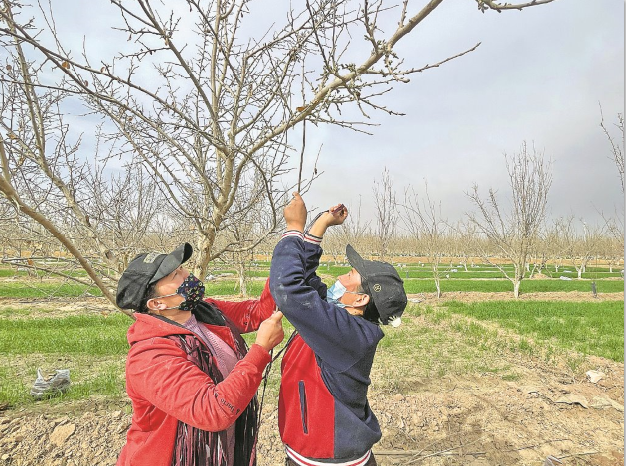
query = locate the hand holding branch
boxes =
[308,202,349,237]
[284,192,307,233]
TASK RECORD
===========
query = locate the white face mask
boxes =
[326,280,366,309]
[326,280,347,306]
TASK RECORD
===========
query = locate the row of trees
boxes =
[363,140,622,298]
[2,195,622,295]
[0,111,622,301]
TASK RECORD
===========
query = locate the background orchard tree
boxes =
[556,216,604,280]
[467,142,552,298]
[373,168,397,261]
[599,108,624,259]
[400,181,447,298]
[453,220,478,271]
[223,183,278,297]
[600,108,624,193]
[597,233,624,274]
[324,195,370,265]
[528,224,552,277]
[548,218,571,275]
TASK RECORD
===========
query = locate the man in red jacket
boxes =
[270,193,407,466]
[115,242,284,466]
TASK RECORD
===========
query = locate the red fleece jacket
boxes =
[117,284,275,466]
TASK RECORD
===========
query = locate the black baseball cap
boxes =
[346,244,407,325]
[116,243,193,310]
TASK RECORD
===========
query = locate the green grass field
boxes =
[208,278,624,296]
[241,268,624,280]
[0,282,103,298]
[0,297,622,407]
[402,278,624,294]
[0,312,129,406]
[0,276,621,299]
[0,259,623,299]
[0,258,622,408]
[444,300,624,362]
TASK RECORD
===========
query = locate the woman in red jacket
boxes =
[115,242,284,466]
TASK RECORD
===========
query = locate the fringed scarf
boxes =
[167,303,258,466]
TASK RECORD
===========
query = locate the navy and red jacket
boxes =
[269,232,384,462]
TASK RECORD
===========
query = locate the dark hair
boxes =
[358,282,380,324]
[136,281,159,314]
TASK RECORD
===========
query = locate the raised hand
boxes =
[284,192,307,233]
[327,203,348,226]
[255,311,285,351]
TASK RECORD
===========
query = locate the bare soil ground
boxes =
[0,292,623,466]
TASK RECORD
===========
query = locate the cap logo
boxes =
[373,283,382,292]
[143,252,160,264]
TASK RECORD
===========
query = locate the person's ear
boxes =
[354,294,370,308]
[146,298,166,313]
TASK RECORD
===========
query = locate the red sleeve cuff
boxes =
[304,233,322,244]
[282,230,304,241]
[245,343,272,370]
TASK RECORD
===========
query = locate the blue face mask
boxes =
[326,280,347,307]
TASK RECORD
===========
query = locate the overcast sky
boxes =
[293,0,625,229]
[23,0,625,231]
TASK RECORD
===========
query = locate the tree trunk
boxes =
[238,262,247,297]
[513,280,521,298]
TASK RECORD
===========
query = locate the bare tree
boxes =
[400,181,447,298]
[600,106,624,193]
[453,220,478,272]
[0,7,167,313]
[0,0,557,306]
[223,178,277,297]
[527,222,551,278]
[599,107,624,253]
[556,216,604,280]
[338,197,371,253]
[373,168,397,261]
[323,196,370,271]
[597,233,623,274]
[467,142,552,298]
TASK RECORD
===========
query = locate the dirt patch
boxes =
[370,371,624,465]
[1,365,622,466]
[0,293,623,466]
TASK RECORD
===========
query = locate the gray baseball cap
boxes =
[116,243,193,310]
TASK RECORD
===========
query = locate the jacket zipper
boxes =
[298,380,308,434]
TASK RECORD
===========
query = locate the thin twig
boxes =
[298,119,306,192]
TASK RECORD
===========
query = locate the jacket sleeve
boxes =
[269,234,382,372]
[303,234,328,300]
[126,337,270,432]
[205,278,275,333]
